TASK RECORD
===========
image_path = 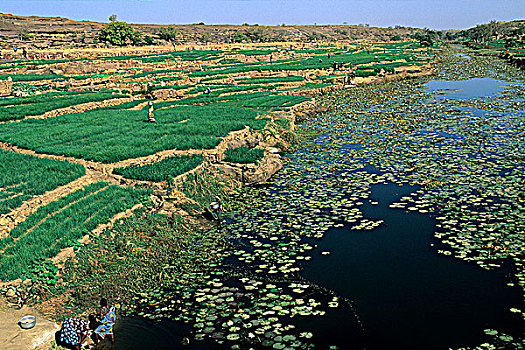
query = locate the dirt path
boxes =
[0,302,59,350]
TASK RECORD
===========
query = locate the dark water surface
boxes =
[107,316,221,350]
[302,183,522,349]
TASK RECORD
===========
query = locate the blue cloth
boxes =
[95,306,116,339]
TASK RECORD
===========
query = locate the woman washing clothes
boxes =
[93,298,116,346]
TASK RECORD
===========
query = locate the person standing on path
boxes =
[147,101,156,123]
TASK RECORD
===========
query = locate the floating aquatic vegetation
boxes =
[126,49,524,349]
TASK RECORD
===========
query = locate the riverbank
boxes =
[0,301,59,350]
[1,44,441,350]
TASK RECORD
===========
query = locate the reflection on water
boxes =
[302,183,523,350]
[453,52,473,59]
[423,78,510,99]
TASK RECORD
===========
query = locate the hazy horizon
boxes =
[1,0,524,30]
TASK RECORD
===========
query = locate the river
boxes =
[116,49,525,350]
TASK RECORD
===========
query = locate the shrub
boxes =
[144,35,155,45]
[232,32,249,43]
[99,21,142,46]
[159,27,179,41]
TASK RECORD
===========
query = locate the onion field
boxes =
[0,149,85,214]
[0,182,150,280]
[0,103,266,163]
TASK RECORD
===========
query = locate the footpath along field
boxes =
[0,41,438,348]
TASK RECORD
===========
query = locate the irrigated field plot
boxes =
[0,90,125,121]
[0,103,266,163]
[0,149,85,214]
[0,182,149,280]
[114,154,203,182]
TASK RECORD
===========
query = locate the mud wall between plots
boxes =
[0,79,12,97]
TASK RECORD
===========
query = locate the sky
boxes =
[1,0,524,30]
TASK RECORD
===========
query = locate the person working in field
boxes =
[93,298,116,346]
[147,101,156,123]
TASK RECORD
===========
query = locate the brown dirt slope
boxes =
[0,12,419,50]
[0,302,59,350]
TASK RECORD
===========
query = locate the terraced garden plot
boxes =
[235,75,305,84]
[0,90,126,121]
[189,50,416,77]
[0,149,85,214]
[0,182,150,281]
[0,103,266,163]
[155,91,311,109]
[0,73,66,82]
[114,154,203,182]
[239,94,312,108]
[224,147,264,164]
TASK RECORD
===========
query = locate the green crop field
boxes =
[114,154,203,182]
[0,73,66,82]
[0,42,432,166]
[224,147,265,164]
[0,90,125,121]
[0,103,267,163]
[0,182,150,281]
[235,75,305,84]
[0,149,85,214]
[0,40,445,348]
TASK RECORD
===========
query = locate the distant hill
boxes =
[457,20,525,42]
[0,12,421,49]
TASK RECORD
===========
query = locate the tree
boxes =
[444,32,457,41]
[109,14,118,23]
[99,21,142,46]
[232,31,248,43]
[144,35,155,45]
[462,24,492,43]
[130,30,142,45]
[412,30,437,47]
[200,33,210,43]
[487,20,500,39]
[159,26,179,42]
